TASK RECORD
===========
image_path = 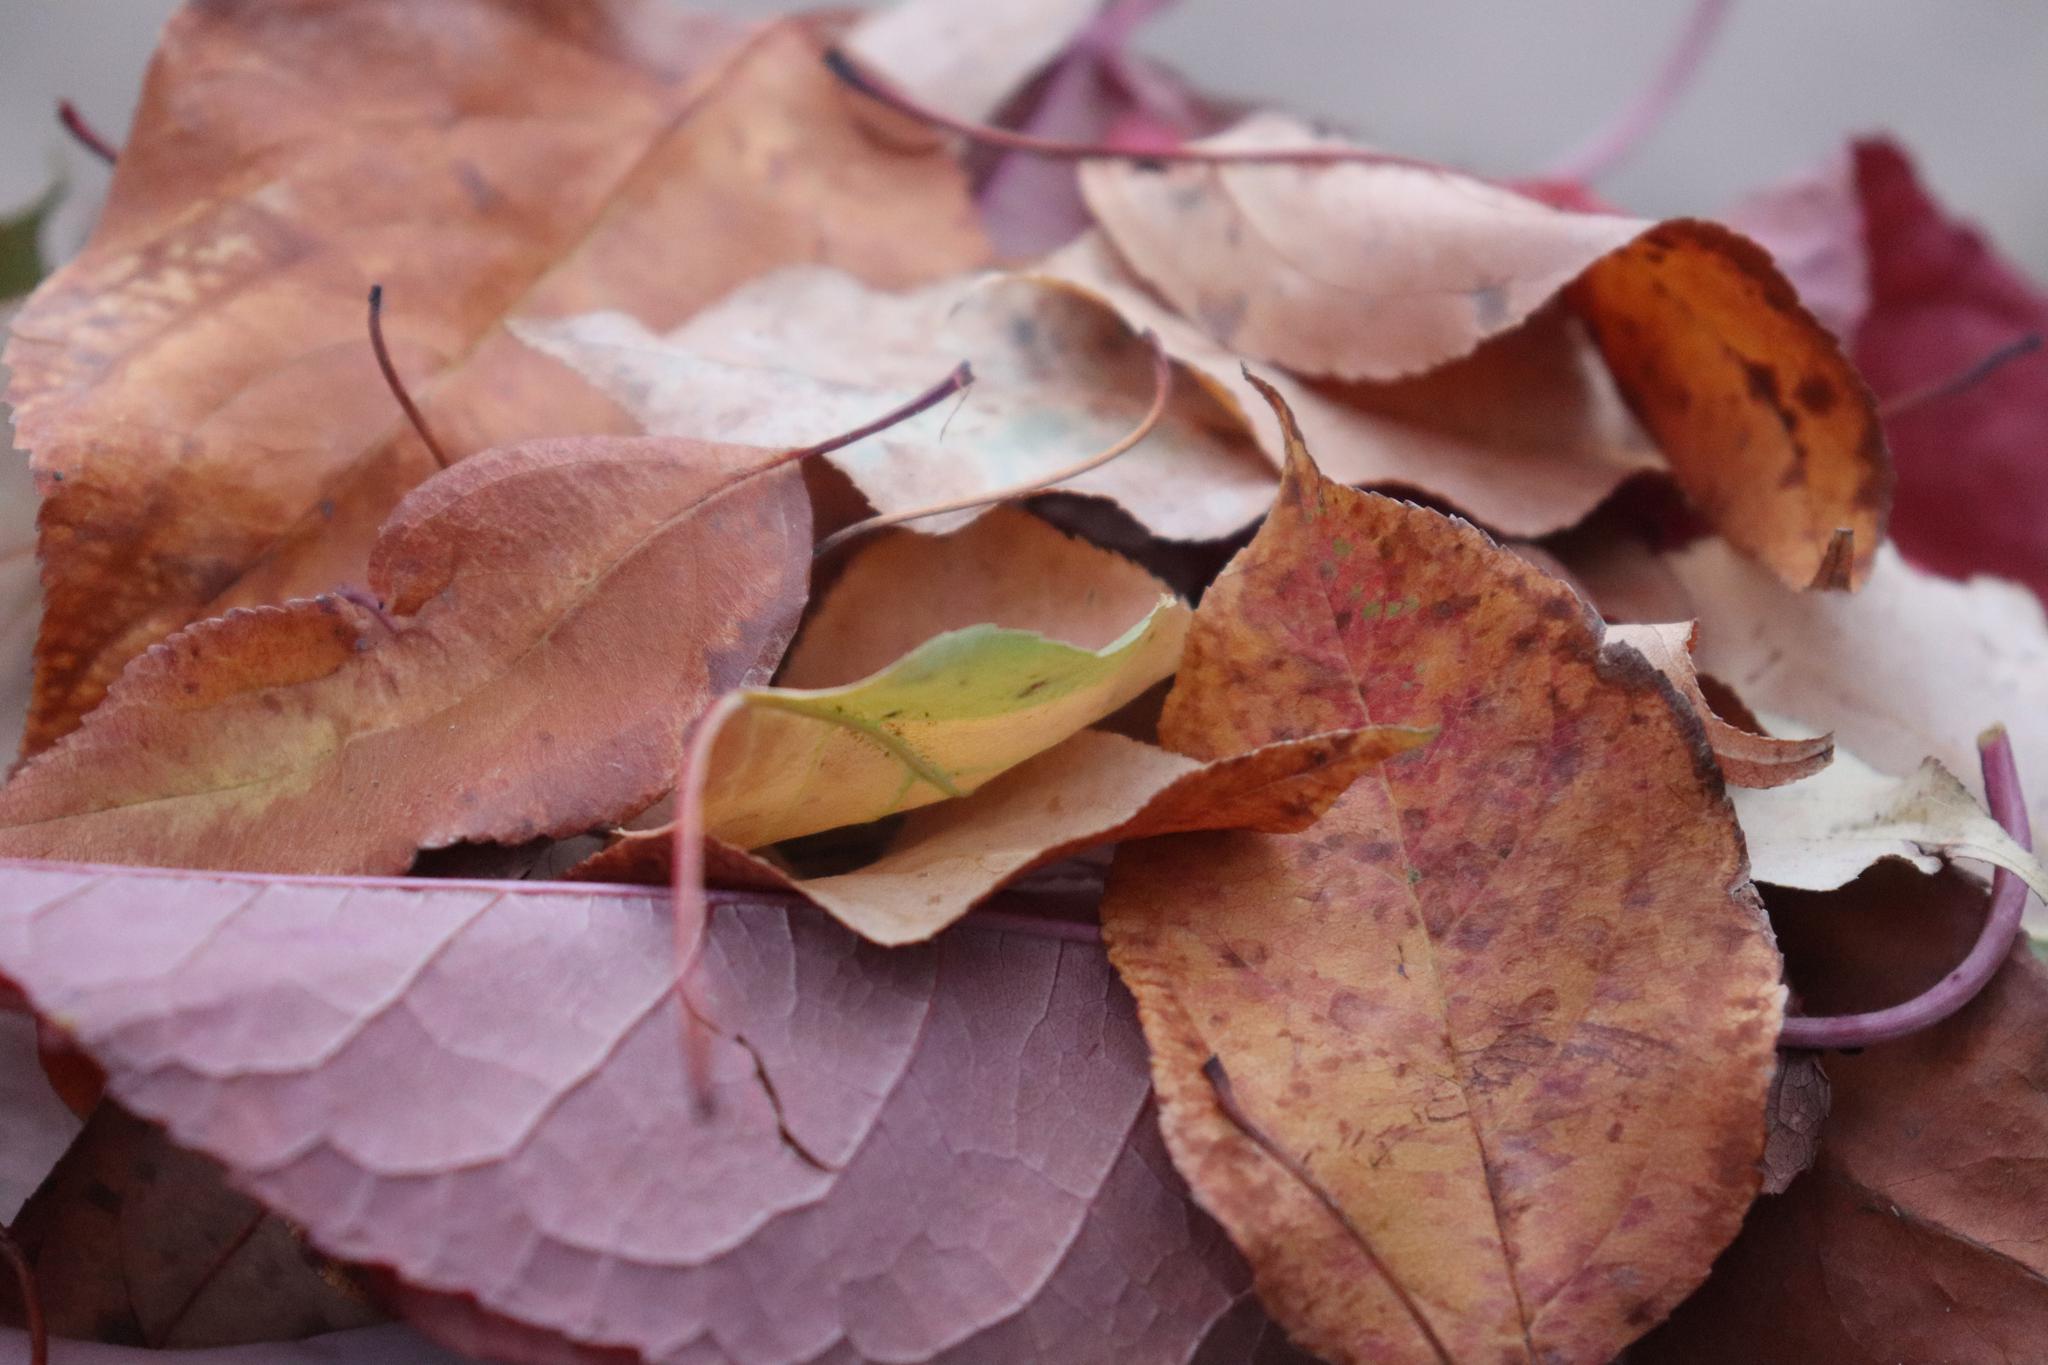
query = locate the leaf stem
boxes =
[56,99,118,165]
[366,284,452,470]
[814,329,1171,558]
[1778,726,2034,1050]
[771,360,973,472]
[825,47,1446,173]
[1879,332,2042,419]
[672,693,744,1120]
[1537,0,1733,184]
[0,1223,45,1365]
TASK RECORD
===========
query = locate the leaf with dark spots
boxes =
[0,435,810,873]
[1100,378,1783,1363]
[0,858,1294,1364]
[1075,122,1887,587]
[0,1104,382,1349]
[4,5,987,755]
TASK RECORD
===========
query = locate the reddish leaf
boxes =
[0,1324,463,1365]
[5,6,987,753]
[0,436,809,873]
[0,1012,76,1221]
[0,1105,382,1348]
[1101,381,1783,1363]
[0,860,1289,1364]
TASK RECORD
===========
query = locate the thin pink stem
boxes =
[1539,0,1733,185]
[1779,727,2033,1050]
[56,99,117,164]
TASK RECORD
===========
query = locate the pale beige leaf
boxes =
[518,268,1276,541]
[844,0,1101,121]
[1038,233,1661,540]
[1735,743,2048,937]
[1672,539,2048,843]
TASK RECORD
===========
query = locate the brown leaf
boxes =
[0,436,809,872]
[1042,234,1663,542]
[1606,621,1832,787]
[1637,863,2048,1362]
[1101,380,1784,1363]
[0,859,1287,1364]
[5,7,987,754]
[1759,1053,1829,1196]
[0,1104,381,1349]
[1075,120,1887,587]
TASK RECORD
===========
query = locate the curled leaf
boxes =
[1734,743,2048,936]
[1607,621,1831,787]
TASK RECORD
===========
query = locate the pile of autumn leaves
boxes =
[2,1,2048,1362]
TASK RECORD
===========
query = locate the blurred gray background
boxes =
[4,0,2047,273]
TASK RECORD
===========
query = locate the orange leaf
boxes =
[1101,379,1784,1363]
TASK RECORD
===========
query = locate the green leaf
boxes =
[0,176,64,301]
[701,596,1192,847]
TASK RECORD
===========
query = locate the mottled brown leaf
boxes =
[0,436,808,872]
[1102,380,1784,1363]
[5,4,986,752]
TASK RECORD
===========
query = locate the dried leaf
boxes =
[1102,381,1783,1363]
[5,8,987,753]
[0,436,809,872]
[0,1104,382,1348]
[0,1325,465,1365]
[0,178,61,302]
[0,1010,77,1221]
[1076,122,1887,587]
[0,309,38,762]
[573,509,1427,941]
[519,269,1276,542]
[1732,744,2048,933]
[1041,234,1664,540]
[1638,863,2048,1362]
[1722,147,1868,341]
[0,859,1281,1364]
[1759,1053,1829,1196]
[1607,621,1832,787]
[844,0,1102,122]
[591,727,1430,946]
[1669,537,2048,855]
[1736,139,2048,603]
[700,599,1187,850]
[781,505,1174,686]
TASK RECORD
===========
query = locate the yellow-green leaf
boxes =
[702,597,1191,847]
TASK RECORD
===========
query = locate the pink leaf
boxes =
[0,860,1287,1364]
